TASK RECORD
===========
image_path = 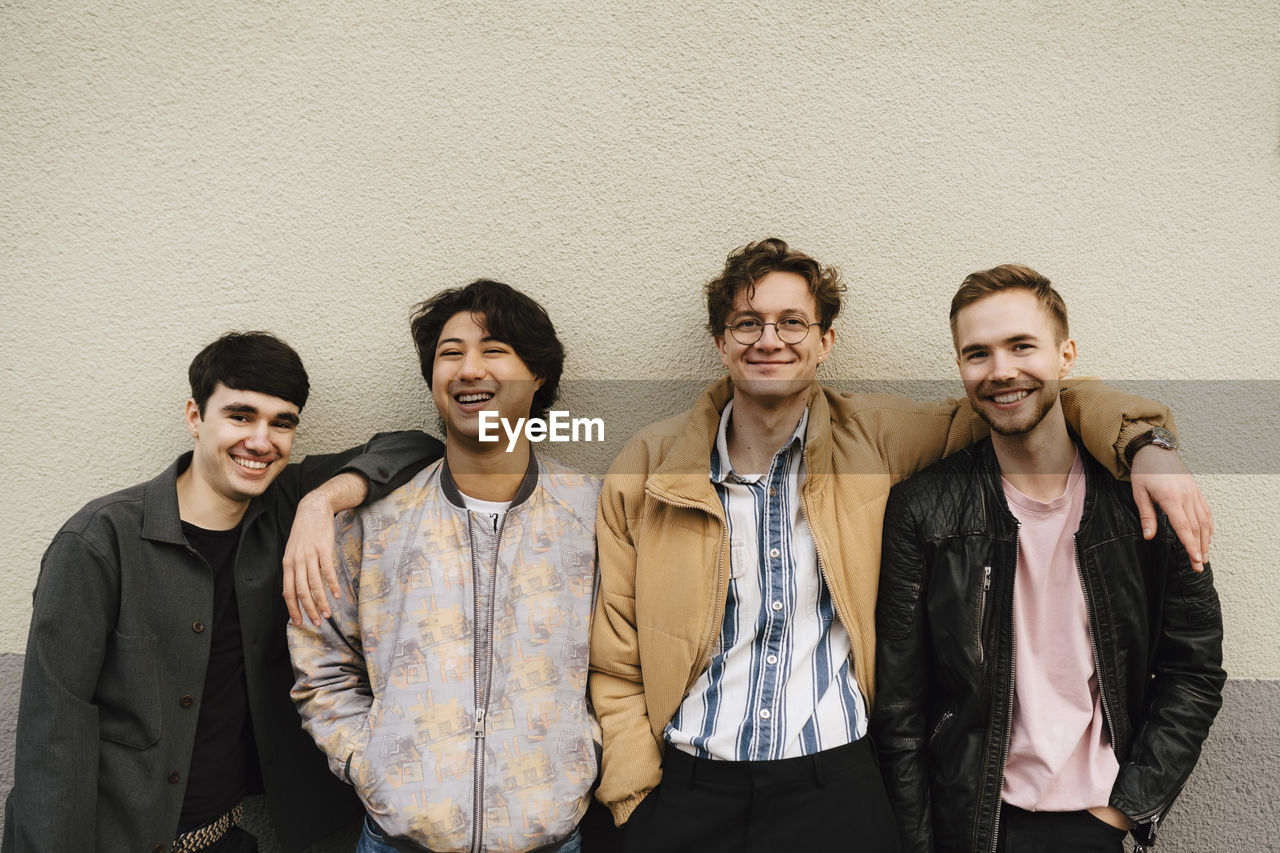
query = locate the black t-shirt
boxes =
[178,521,259,829]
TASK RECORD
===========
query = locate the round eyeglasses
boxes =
[725,316,821,346]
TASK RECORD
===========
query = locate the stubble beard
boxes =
[975,382,1059,437]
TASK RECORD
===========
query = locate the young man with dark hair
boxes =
[873,265,1224,853]
[289,280,600,853]
[3,331,443,853]
[410,277,566,421]
[589,239,1214,851]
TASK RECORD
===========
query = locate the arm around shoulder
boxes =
[283,431,444,624]
[275,430,444,507]
[1058,378,1175,480]
[287,511,378,785]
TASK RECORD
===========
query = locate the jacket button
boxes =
[192,621,205,633]
[377,467,390,478]
[180,694,194,708]
[153,845,165,853]
[168,770,181,783]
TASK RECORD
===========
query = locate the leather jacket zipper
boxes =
[1129,779,1187,851]
[977,566,992,666]
[930,709,955,744]
[984,528,1018,853]
[1074,537,1118,751]
[468,508,507,853]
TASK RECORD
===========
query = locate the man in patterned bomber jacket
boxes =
[289,280,600,853]
[873,265,1224,853]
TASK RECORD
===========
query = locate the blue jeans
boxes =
[357,815,582,853]
[356,815,396,853]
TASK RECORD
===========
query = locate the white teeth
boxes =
[457,392,494,404]
[233,457,269,470]
[992,390,1029,404]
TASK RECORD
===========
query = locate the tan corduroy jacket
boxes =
[589,376,1172,824]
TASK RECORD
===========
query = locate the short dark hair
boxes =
[188,331,310,415]
[410,280,564,420]
[705,238,845,335]
[950,264,1069,346]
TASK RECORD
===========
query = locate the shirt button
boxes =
[168,770,181,784]
[769,487,777,497]
[192,621,205,633]
[759,709,771,720]
[767,654,778,665]
[180,694,194,708]
[771,601,783,612]
[769,548,780,559]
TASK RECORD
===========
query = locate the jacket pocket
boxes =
[95,631,161,749]
[976,566,992,665]
[929,708,956,746]
[1178,562,1221,629]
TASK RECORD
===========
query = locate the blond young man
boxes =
[872,265,1223,852]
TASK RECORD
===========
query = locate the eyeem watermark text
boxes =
[478,410,605,452]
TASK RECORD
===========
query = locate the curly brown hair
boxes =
[705,238,845,336]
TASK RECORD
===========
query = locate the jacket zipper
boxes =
[1128,779,1187,850]
[1074,537,1118,753]
[644,488,728,695]
[795,445,863,709]
[1075,538,1166,844]
[985,528,1018,853]
[977,566,992,666]
[929,709,955,744]
[468,508,507,853]
[1132,812,1160,853]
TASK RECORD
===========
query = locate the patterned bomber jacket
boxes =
[289,453,601,853]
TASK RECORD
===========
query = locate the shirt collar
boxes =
[711,398,810,485]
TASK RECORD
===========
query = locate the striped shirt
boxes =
[665,400,867,761]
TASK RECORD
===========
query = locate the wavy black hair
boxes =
[410,279,564,420]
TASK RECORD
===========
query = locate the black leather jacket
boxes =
[872,440,1224,853]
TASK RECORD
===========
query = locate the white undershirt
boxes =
[458,491,510,533]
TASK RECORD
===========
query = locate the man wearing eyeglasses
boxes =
[588,238,1214,851]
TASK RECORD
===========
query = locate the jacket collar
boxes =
[140,451,266,543]
[439,449,540,510]
[975,434,1108,536]
[646,376,832,507]
[140,453,190,544]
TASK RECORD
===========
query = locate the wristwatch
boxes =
[1124,426,1178,467]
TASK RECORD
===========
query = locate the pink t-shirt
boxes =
[1000,452,1119,811]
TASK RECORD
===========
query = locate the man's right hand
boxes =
[283,472,366,625]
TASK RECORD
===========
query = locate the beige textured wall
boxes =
[2,1,1277,676]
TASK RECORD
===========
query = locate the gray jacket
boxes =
[3,431,443,853]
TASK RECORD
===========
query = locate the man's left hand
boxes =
[1130,446,1213,571]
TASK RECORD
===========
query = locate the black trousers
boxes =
[995,804,1127,853]
[622,737,899,853]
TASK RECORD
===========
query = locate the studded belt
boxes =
[171,802,244,853]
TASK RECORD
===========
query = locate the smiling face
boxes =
[714,270,834,408]
[954,288,1077,437]
[184,383,299,507]
[431,311,543,449]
